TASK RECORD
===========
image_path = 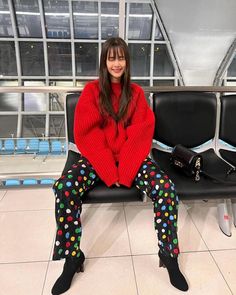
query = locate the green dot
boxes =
[139,181,144,185]
[151,166,156,170]
[87,180,91,185]
[75,227,81,233]
[159,190,163,196]
[58,249,63,254]
[68,174,73,179]
[77,236,81,241]
[174,222,177,227]
[169,206,173,211]
[58,183,63,190]
[72,189,77,195]
[60,203,64,209]
[170,193,175,198]
[89,172,94,177]
[74,243,78,248]
[173,238,178,244]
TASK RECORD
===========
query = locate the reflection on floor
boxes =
[0,188,235,295]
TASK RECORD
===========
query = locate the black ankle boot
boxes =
[158,251,188,292]
[51,251,85,295]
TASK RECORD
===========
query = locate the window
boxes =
[128,3,153,40]
[47,42,72,76]
[73,1,98,39]
[0,1,13,37]
[75,43,98,76]
[43,0,70,38]
[21,115,46,137]
[129,43,151,76]
[101,2,119,39]
[0,42,17,76]
[153,45,174,76]
[19,42,45,76]
[13,0,42,38]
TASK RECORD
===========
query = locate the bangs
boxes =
[107,46,125,59]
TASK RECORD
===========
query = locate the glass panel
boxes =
[0,0,13,37]
[128,3,153,40]
[75,43,98,76]
[49,81,73,111]
[76,80,92,87]
[19,42,45,76]
[73,1,98,39]
[43,0,70,38]
[0,115,18,138]
[13,0,42,38]
[131,80,150,86]
[155,22,164,40]
[21,115,46,137]
[49,115,65,137]
[153,80,175,86]
[0,41,17,76]
[47,42,72,76]
[101,2,119,39]
[228,54,236,77]
[153,45,174,76]
[0,81,19,111]
[129,43,150,76]
[22,81,47,112]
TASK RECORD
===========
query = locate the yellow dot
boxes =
[165,212,169,217]
[72,251,76,256]
[79,188,83,192]
[172,201,175,206]
[83,176,87,181]
[70,201,74,205]
[160,179,164,183]
[162,234,166,239]
[55,181,58,186]
[144,174,148,178]
[164,193,168,197]
[59,217,64,222]
[174,214,177,219]
[71,236,75,241]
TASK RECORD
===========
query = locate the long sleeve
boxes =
[118,87,155,187]
[74,82,119,187]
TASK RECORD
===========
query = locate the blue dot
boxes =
[80,170,85,175]
[151,190,156,195]
[91,174,96,179]
[161,205,166,211]
[163,223,167,227]
[65,232,70,239]
[156,174,161,178]
[169,215,174,220]
[66,181,72,187]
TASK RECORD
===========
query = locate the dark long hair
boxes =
[99,37,132,123]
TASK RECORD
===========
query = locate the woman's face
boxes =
[106,47,126,83]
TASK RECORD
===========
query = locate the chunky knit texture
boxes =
[74,80,155,187]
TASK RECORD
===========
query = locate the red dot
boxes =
[77,176,82,181]
[150,171,155,176]
[67,216,73,222]
[65,191,70,197]
[164,175,169,179]
[151,180,155,186]
[167,198,171,203]
[66,242,71,248]
[156,212,161,217]
[57,230,63,236]
[164,183,170,189]
[173,248,179,254]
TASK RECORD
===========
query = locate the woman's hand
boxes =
[115,181,120,187]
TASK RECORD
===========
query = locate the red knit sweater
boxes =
[74,80,155,188]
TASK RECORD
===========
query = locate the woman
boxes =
[51,37,188,295]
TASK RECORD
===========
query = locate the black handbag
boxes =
[170,144,236,184]
[170,144,202,181]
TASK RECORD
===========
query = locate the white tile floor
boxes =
[0,188,236,295]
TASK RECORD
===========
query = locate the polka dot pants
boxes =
[52,156,179,260]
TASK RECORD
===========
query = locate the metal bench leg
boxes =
[231,198,236,228]
[217,199,231,237]
[142,192,148,202]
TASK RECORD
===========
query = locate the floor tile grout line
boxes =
[123,203,139,295]
[181,200,211,251]
[209,250,234,295]
[0,190,8,202]
[41,232,56,295]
